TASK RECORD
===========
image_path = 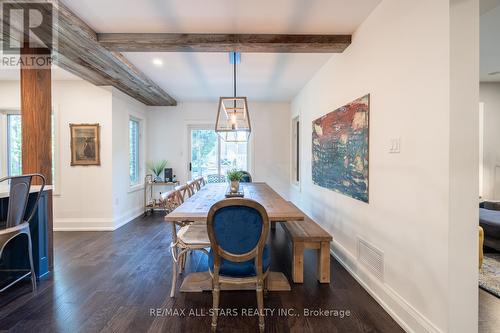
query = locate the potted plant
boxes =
[147,160,168,182]
[227,169,244,193]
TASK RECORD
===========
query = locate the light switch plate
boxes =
[389,138,401,153]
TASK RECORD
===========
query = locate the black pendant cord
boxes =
[233,52,237,107]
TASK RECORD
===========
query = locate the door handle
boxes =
[189,162,192,171]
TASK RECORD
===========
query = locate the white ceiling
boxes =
[63,0,381,34]
[124,52,332,101]
[481,0,500,82]
[0,1,382,101]
[60,0,381,101]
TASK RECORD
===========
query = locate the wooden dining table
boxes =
[165,182,304,223]
[165,182,305,292]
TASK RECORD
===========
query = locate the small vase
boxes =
[230,180,240,193]
[154,175,163,182]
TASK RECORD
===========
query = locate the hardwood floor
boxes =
[479,289,500,333]
[0,213,404,332]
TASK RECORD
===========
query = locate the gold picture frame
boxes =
[70,123,101,166]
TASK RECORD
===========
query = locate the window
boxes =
[292,116,300,184]
[7,114,22,176]
[129,118,140,186]
[190,128,249,181]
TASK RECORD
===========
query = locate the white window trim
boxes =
[129,116,143,189]
[291,114,301,190]
[0,108,61,194]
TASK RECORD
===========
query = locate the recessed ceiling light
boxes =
[153,58,163,66]
[488,71,500,76]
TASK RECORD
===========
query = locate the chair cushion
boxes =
[208,245,271,277]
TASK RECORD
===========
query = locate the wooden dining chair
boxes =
[169,211,210,297]
[175,184,192,204]
[195,176,205,189]
[159,190,180,214]
[187,180,198,195]
[198,176,206,187]
[207,198,270,332]
[0,174,46,293]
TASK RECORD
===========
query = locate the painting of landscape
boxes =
[312,94,369,203]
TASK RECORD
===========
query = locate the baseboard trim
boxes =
[54,207,143,231]
[113,207,144,230]
[330,239,443,333]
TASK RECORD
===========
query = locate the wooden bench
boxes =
[281,205,332,284]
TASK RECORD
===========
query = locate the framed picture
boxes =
[70,123,101,166]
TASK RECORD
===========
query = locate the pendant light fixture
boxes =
[215,52,251,142]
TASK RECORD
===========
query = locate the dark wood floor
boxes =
[1,213,405,332]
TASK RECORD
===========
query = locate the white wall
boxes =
[52,81,114,230]
[112,89,148,229]
[290,0,478,332]
[146,102,290,198]
[480,82,500,199]
[0,80,147,230]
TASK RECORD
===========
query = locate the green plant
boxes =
[227,169,244,182]
[147,160,168,177]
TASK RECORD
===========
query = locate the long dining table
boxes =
[165,182,305,292]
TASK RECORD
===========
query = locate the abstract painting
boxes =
[70,124,101,166]
[312,94,369,202]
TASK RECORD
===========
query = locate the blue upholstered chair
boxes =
[240,171,252,183]
[207,198,270,332]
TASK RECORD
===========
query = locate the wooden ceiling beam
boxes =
[54,2,177,106]
[97,33,352,53]
[2,1,177,106]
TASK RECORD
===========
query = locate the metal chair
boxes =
[207,198,270,332]
[0,174,46,293]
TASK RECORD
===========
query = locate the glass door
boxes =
[189,127,249,182]
[190,128,219,180]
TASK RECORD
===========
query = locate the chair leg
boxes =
[181,252,187,271]
[170,247,178,298]
[271,221,276,230]
[263,275,269,298]
[211,281,220,332]
[256,281,265,332]
[26,232,37,292]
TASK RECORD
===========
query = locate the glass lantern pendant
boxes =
[215,52,251,142]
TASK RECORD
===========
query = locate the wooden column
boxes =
[20,47,53,269]
[20,48,52,185]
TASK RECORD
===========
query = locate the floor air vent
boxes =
[357,238,384,281]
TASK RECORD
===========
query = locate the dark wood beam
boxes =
[2,1,176,106]
[97,33,352,53]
